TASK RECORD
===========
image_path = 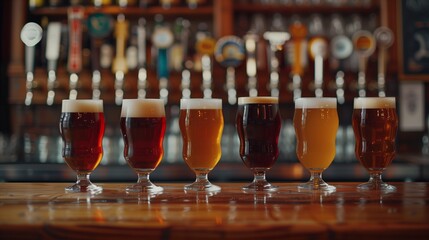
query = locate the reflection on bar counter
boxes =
[1,0,428,183]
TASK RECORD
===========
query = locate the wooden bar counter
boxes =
[1,182,428,239]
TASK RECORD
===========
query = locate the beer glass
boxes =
[59,99,105,193]
[120,99,166,193]
[294,98,338,191]
[236,97,281,192]
[352,97,398,191]
[179,98,224,192]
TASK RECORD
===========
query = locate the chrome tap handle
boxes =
[20,22,43,106]
[202,54,212,98]
[115,71,124,106]
[138,68,148,99]
[92,70,101,100]
[181,69,191,99]
[226,67,236,105]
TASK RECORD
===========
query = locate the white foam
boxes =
[62,99,103,113]
[121,99,165,118]
[180,98,222,109]
[295,97,337,109]
[354,97,396,109]
[238,97,278,105]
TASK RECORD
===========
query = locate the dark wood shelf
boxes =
[30,6,214,17]
[234,3,379,14]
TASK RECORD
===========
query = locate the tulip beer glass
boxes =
[59,99,105,193]
[236,97,281,192]
[179,99,224,192]
[120,99,166,193]
[294,98,338,191]
[352,97,398,191]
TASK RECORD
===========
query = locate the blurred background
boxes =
[0,0,428,183]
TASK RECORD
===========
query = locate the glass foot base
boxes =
[126,183,163,193]
[357,182,396,192]
[65,183,102,194]
[184,182,221,192]
[298,180,336,192]
[242,181,278,192]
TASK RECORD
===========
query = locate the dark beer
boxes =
[236,97,281,169]
[120,99,166,170]
[59,100,105,173]
[352,97,398,170]
[120,117,166,169]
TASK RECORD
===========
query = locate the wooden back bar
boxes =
[1,182,428,239]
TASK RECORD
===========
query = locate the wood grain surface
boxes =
[0,182,428,239]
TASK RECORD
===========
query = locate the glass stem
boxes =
[76,172,91,187]
[253,171,267,184]
[137,172,151,184]
[195,170,210,185]
[368,171,383,186]
[309,170,323,189]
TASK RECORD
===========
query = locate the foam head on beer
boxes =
[61,99,103,112]
[121,99,165,118]
[238,96,278,105]
[354,97,396,109]
[180,98,222,109]
[294,97,337,109]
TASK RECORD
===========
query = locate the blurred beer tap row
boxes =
[6,0,419,172]
[20,13,392,106]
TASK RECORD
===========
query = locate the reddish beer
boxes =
[352,97,398,170]
[59,100,105,172]
[352,97,398,191]
[120,99,166,170]
[120,99,166,193]
[59,99,105,193]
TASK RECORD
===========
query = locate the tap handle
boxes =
[353,30,376,98]
[374,27,394,97]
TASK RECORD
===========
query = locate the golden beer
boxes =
[179,99,223,170]
[179,98,223,192]
[293,97,338,191]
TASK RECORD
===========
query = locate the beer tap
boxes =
[45,22,62,106]
[214,36,245,105]
[20,22,43,106]
[263,31,290,97]
[87,13,113,100]
[352,30,376,97]
[308,37,328,97]
[67,7,84,100]
[152,15,174,104]
[180,19,191,99]
[374,27,394,97]
[288,20,307,100]
[330,35,353,104]
[112,14,129,105]
[196,35,216,99]
[244,33,258,97]
[137,18,148,99]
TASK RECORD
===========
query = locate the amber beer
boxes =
[179,99,223,170]
[236,97,281,169]
[59,100,105,172]
[294,98,338,170]
[120,99,166,170]
[352,97,398,170]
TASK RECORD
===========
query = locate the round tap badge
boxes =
[87,13,113,38]
[374,26,394,48]
[308,37,328,60]
[352,30,376,57]
[214,36,245,68]
[20,22,43,47]
[331,35,353,60]
[152,26,174,49]
[196,37,216,55]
